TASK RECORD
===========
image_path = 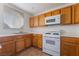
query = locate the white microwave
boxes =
[45,14,60,25]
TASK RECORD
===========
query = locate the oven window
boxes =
[46,40,55,45]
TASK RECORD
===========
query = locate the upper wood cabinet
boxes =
[29,4,79,27]
[45,12,52,17]
[29,17,34,28]
[52,9,61,16]
[33,16,39,27]
[38,14,45,26]
[72,4,79,24]
[61,6,72,25]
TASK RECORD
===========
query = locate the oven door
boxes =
[43,37,60,52]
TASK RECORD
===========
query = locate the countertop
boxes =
[61,35,79,38]
[0,32,32,37]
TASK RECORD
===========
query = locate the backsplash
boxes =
[32,25,60,34]
[31,24,79,37]
[61,24,79,37]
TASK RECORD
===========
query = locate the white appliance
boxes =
[45,14,60,25]
[43,31,60,56]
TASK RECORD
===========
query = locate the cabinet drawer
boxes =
[61,37,76,43]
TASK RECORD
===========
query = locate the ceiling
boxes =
[13,3,73,15]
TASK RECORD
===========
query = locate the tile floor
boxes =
[18,47,49,56]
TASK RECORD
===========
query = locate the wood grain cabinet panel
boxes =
[25,38,31,48]
[38,14,45,26]
[52,9,61,16]
[61,41,76,56]
[29,17,34,28]
[34,16,39,27]
[61,37,79,56]
[16,39,25,52]
[32,35,38,47]
[72,4,79,24]
[0,41,15,56]
[45,12,52,17]
[37,38,42,49]
[61,6,72,25]
[24,35,32,48]
[32,34,42,49]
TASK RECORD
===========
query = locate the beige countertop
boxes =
[0,32,31,37]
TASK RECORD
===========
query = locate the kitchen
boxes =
[0,3,79,56]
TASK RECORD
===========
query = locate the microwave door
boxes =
[45,18,56,25]
[45,15,60,25]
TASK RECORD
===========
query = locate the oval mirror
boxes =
[3,6,24,28]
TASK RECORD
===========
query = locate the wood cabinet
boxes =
[37,34,42,49]
[29,17,34,28]
[52,9,60,16]
[45,12,52,17]
[72,4,79,24]
[32,34,42,49]
[61,6,72,25]
[61,37,79,56]
[0,34,33,56]
[32,35,38,47]
[29,4,79,27]
[0,41,15,56]
[24,34,32,48]
[38,14,45,26]
[16,38,25,52]
[33,16,39,27]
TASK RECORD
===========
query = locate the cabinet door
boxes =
[16,39,25,52]
[61,6,72,25]
[72,4,79,24]
[61,42,76,56]
[25,38,32,48]
[38,14,45,26]
[32,37,38,47]
[29,17,34,28]
[0,41,15,56]
[34,16,39,27]
[45,12,52,17]
[52,9,60,16]
[37,38,42,49]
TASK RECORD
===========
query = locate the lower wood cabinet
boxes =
[25,38,32,48]
[0,41,15,56]
[37,38,42,49]
[0,34,42,56]
[61,37,79,56]
[32,34,42,49]
[32,35,38,47]
[16,39,25,52]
